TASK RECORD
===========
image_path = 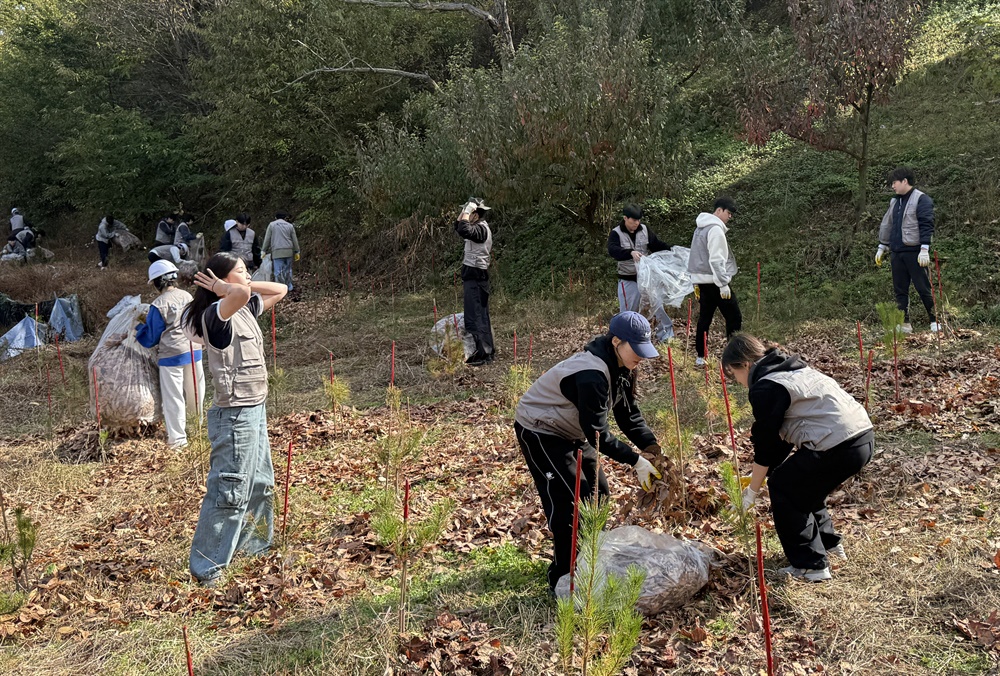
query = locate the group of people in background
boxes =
[2,208,43,263]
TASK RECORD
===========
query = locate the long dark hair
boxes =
[183,252,242,338]
[721,333,768,371]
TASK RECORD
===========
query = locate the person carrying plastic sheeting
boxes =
[218,213,261,271]
[722,333,874,582]
[514,311,665,593]
[148,242,188,264]
[688,196,742,366]
[454,198,495,365]
[607,204,675,341]
[182,252,287,588]
[262,211,300,294]
[95,213,129,269]
[135,260,205,450]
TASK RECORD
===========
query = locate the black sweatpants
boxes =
[768,429,874,570]
[695,283,742,358]
[890,251,935,323]
[515,422,609,590]
[463,276,494,361]
[98,241,111,266]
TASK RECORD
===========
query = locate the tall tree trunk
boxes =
[855,83,875,231]
[493,0,515,70]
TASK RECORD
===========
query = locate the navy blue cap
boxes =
[609,311,659,359]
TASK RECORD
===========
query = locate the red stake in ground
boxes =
[329,352,335,384]
[755,521,775,675]
[620,280,627,311]
[281,439,294,538]
[569,449,583,596]
[720,363,740,474]
[182,625,194,676]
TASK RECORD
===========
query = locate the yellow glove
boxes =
[875,245,887,267]
[294,253,301,262]
[693,286,700,300]
[740,476,766,489]
[634,456,661,491]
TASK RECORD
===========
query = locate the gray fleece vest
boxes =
[229,228,255,265]
[688,222,737,283]
[151,244,179,262]
[462,221,492,269]
[879,188,925,248]
[615,225,648,277]
[759,368,872,452]
[515,351,610,441]
[201,303,268,408]
[152,288,195,360]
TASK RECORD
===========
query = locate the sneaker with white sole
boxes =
[826,544,847,561]
[930,322,941,333]
[778,565,832,582]
[695,357,706,366]
[897,323,913,334]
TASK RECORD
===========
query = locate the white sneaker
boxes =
[826,544,847,561]
[778,565,832,582]
[897,323,913,334]
[695,357,706,366]
[930,322,941,333]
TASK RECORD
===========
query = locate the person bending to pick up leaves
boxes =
[514,311,665,592]
[723,333,874,582]
[688,197,742,365]
[183,252,288,587]
[454,198,495,365]
[875,167,939,334]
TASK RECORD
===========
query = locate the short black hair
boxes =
[623,204,643,220]
[275,210,290,220]
[236,212,251,225]
[713,196,738,214]
[888,167,915,186]
[167,213,177,222]
[105,214,115,224]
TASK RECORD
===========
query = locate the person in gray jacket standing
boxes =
[875,167,938,334]
[688,197,742,365]
[455,199,494,365]
[262,211,300,293]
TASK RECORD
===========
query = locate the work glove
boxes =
[719,285,731,300]
[693,286,700,300]
[294,253,301,262]
[461,201,476,216]
[875,245,888,266]
[633,456,662,491]
[918,247,930,267]
[741,486,757,511]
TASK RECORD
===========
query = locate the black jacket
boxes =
[556,335,657,466]
[606,221,672,281]
[747,348,807,469]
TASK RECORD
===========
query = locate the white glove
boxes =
[741,486,757,510]
[461,201,476,216]
[918,247,930,267]
[875,245,888,266]
[719,285,731,300]
[633,456,662,491]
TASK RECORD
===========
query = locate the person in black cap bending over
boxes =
[514,311,665,592]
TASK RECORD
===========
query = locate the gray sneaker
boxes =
[898,323,913,334]
[778,565,832,582]
[827,543,847,561]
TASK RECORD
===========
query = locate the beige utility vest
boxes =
[615,224,648,277]
[152,288,195,360]
[515,351,610,441]
[201,302,268,408]
[462,221,492,269]
[758,367,872,452]
[229,228,255,266]
[878,188,925,248]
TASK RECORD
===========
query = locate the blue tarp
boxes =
[0,316,45,361]
[49,295,84,342]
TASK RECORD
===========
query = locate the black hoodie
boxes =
[747,348,807,469]
[555,335,657,466]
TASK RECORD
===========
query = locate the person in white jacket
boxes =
[687,197,742,365]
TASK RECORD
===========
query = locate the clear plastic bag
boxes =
[49,295,84,342]
[637,248,695,310]
[430,313,477,361]
[555,525,722,615]
[252,254,273,282]
[88,296,161,430]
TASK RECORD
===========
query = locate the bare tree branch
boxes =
[342,0,501,34]
[276,58,439,93]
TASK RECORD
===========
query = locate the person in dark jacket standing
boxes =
[455,198,495,365]
[723,333,874,582]
[514,311,664,591]
[607,204,674,341]
[219,214,261,271]
[155,214,177,246]
[875,167,938,334]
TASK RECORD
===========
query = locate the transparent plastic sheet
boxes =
[252,254,273,282]
[555,525,723,615]
[88,297,161,430]
[430,313,477,361]
[49,295,84,342]
[637,248,695,310]
[0,317,47,361]
[114,230,142,251]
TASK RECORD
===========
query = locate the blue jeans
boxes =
[272,256,293,291]
[189,403,274,582]
[616,279,674,341]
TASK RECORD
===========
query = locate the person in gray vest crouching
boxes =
[875,167,938,334]
[688,196,742,365]
[455,198,495,365]
[723,333,874,582]
[183,252,288,587]
[607,204,675,341]
[514,311,665,592]
[219,213,261,271]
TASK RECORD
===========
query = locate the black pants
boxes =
[768,429,874,569]
[98,241,111,266]
[890,251,935,323]
[463,276,494,361]
[515,422,609,590]
[695,283,742,357]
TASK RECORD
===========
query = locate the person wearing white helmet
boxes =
[10,208,25,234]
[218,213,261,270]
[148,242,188,264]
[135,260,205,450]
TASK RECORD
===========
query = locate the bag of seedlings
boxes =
[430,313,477,362]
[88,296,161,432]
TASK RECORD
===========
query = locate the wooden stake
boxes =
[569,449,583,596]
[755,521,775,675]
[329,352,335,384]
[620,280,628,311]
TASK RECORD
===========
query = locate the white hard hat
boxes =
[11,208,19,215]
[224,219,238,231]
[148,259,179,284]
